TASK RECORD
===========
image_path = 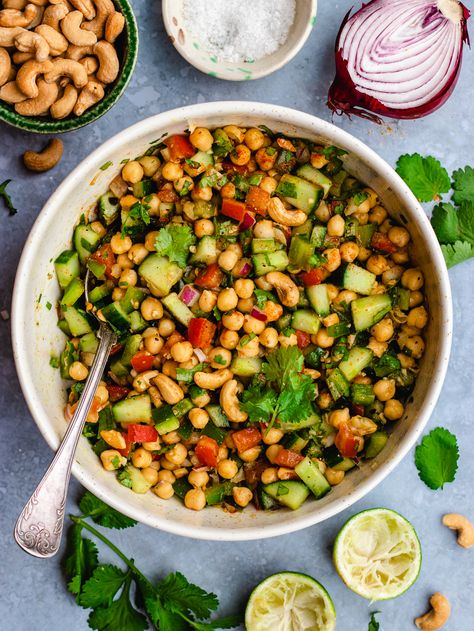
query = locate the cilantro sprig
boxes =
[155,223,196,268]
[64,492,240,631]
[414,427,459,490]
[0,179,17,216]
[368,611,380,631]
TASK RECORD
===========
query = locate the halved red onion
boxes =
[250,307,268,322]
[328,0,470,122]
[234,259,252,277]
[240,212,256,231]
[179,284,200,306]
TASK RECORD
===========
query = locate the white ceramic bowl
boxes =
[162,0,317,80]
[12,102,452,541]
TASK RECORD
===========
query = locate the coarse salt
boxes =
[182,0,296,63]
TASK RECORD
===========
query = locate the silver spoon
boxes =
[14,270,117,558]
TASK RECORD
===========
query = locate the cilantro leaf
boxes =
[155,223,196,268]
[414,427,459,490]
[452,166,474,206]
[79,491,137,529]
[263,346,304,390]
[431,203,459,244]
[152,607,188,631]
[0,179,17,215]
[368,611,380,631]
[441,241,474,268]
[254,289,275,310]
[87,575,147,631]
[277,374,316,424]
[457,200,474,244]
[241,386,278,423]
[63,524,98,596]
[396,154,450,202]
[78,565,127,609]
[192,615,243,630]
[156,571,219,620]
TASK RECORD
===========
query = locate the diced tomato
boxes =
[164,134,195,161]
[195,436,219,467]
[221,198,247,222]
[188,318,216,349]
[118,432,132,457]
[295,330,311,349]
[106,385,130,402]
[351,403,365,417]
[300,267,329,286]
[335,423,361,459]
[110,343,124,356]
[127,424,158,443]
[371,231,398,254]
[274,448,305,468]
[246,186,270,214]
[194,263,224,289]
[232,427,262,453]
[90,244,115,279]
[130,350,155,373]
[221,161,250,176]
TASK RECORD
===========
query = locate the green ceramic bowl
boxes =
[0,0,138,134]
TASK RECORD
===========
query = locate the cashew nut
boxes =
[42,3,69,31]
[268,196,307,227]
[153,373,184,405]
[3,1,28,9]
[0,79,28,103]
[79,55,98,75]
[61,10,97,46]
[442,513,474,549]
[44,57,87,88]
[66,43,93,60]
[194,368,233,390]
[0,4,40,28]
[14,30,50,61]
[50,83,77,118]
[0,26,26,47]
[35,24,68,56]
[23,138,64,172]
[15,58,53,97]
[82,0,114,38]
[0,47,12,86]
[265,271,300,307]
[415,593,451,630]
[93,39,118,83]
[69,0,96,20]
[220,379,248,423]
[15,77,58,115]
[12,50,34,63]
[105,10,125,43]
[28,0,49,5]
[73,78,103,115]
[133,370,159,394]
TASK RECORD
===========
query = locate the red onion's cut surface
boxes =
[328,0,470,122]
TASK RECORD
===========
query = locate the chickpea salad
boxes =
[53,124,428,513]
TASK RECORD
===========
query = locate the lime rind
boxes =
[333,508,422,601]
[245,571,336,631]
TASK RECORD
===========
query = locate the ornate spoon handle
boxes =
[14,323,116,558]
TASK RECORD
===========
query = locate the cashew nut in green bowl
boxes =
[0,0,138,134]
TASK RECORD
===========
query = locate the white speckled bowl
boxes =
[162,0,317,80]
[12,102,452,540]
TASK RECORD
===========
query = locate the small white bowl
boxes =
[162,0,317,80]
[12,102,452,541]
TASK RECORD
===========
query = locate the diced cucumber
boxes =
[306,284,330,317]
[212,129,233,158]
[329,169,348,197]
[88,282,112,304]
[365,431,389,458]
[73,224,100,264]
[304,346,325,369]
[374,353,401,377]
[293,219,313,238]
[162,292,194,326]
[132,179,154,198]
[201,423,226,444]
[351,294,392,331]
[205,481,234,505]
[256,485,279,510]
[61,277,85,307]
[192,150,214,167]
[230,356,262,377]
[327,322,351,338]
[351,383,375,406]
[120,286,146,313]
[130,310,147,332]
[327,368,350,400]
[323,445,344,468]
[57,318,71,336]
[276,175,323,214]
[121,334,142,365]
[121,206,143,237]
[339,347,374,381]
[332,457,356,472]
[178,420,194,441]
[139,254,183,297]
[295,456,331,499]
[282,432,309,452]
[296,164,332,198]
[99,192,120,226]
[291,309,320,334]
[288,236,315,269]
[172,398,193,418]
[276,313,292,332]
[59,341,76,379]
[113,394,152,426]
[263,481,310,510]
[278,411,321,432]
[173,477,193,499]
[252,250,289,276]
[391,286,410,311]
[343,263,376,295]
[193,199,217,218]
[310,225,327,247]
[205,404,230,428]
[109,359,129,378]
[54,250,80,289]
[79,331,98,353]
[251,238,279,254]
[191,236,217,264]
[120,465,152,494]
[63,306,92,336]
[152,404,181,434]
[356,223,377,247]
[87,258,106,280]
[101,301,131,331]
[155,416,180,435]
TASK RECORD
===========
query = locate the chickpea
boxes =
[255,147,277,171]
[266,444,283,464]
[142,437,161,451]
[122,160,144,184]
[382,265,403,286]
[116,253,133,270]
[230,144,251,166]
[278,332,298,348]
[198,289,217,313]
[333,289,358,307]
[392,249,410,264]
[158,318,175,337]
[384,399,404,421]
[217,288,238,311]
[165,442,188,466]
[157,469,176,483]
[315,328,335,349]
[260,176,278,195]
[324,248,341,273]
[189,127,213,151]
[142,467,159,486]
[218,249,239,272]
[366,254,390,275]
[402,268,424,291]
[340,241,360,263]
[388,226,410,248]
[254,219,274,239]
[147,194,160,216]
[367,337,388,358]
[219,310,243,332]
[398,353,416,369]
[188,407,208,429]
[403,335,425,359]
[234,278,254,299]
[118,269,137,290]
[371,317,394,342]
[188,469,209,488]
[154,481,174,500]
[327,214,345,237]
[407,306,428,329]
[325,468,345,486]
[192,185,212,202]
[244,127,265,151]
[120,194,138,209]
[323,313,339,328]
[261,467,279,485]
[236,297,252,314]
[141,297,163,321]
[100,450,126,471]
[112,287,126,301]
[161,360,178,379]
[194,218,214,237]
[262,428,284,445]
[69,361,88,381]
[369,205,387,224]
[217,445,229,462]
[233,486,253,507]
[317,391,333,409]
[243,314,266,335]
[380,218,393,234]
[208,347,232,369]
[220,182,236,199]
[220,328,240,349]
[173,176,194,197]
[170,341,193,363]
[373,378,396,402]
[162,161,183,181]
[409,291,424,308]
[223,125,245,143]
[96,384,109,406]
[315,201,330,223]
[239,446,261,462]
[128,244,148,265]
[259,327,279,349]
[110,233,132,255]
[328,407,350,429]
[217,458,238,479]
[132,447,153,469]
[91,221,106,238]
[138,155,161,177]
[148,386,163,408]
[311,152,329,169]
[358,246,371,262]
[184,488,206,511]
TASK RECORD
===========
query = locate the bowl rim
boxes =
[11,101,453,540]
[0,0,138,134]
[161,0,318,81]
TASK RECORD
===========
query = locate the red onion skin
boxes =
[328,2,471,123]
[239,212,256,231]
[250,307,268,322]
[235,261,252,277]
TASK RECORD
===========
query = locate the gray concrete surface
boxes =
[1,1,473,629]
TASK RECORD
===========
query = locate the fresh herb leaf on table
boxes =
[155,223,197,268]
[368,611,380,631]
[0,179,17,215]
[396,154,450,202]
[414,427,459,490]
[451,166,474,206]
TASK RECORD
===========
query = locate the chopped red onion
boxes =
[328,0,470,122]
[234,259,252,277]
[179,284,200,306]
[250,307,268,322]
[240,212,256,231]
[193,348,207,363]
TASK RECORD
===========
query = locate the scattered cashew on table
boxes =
[23,137,63,172]
[442,513,474,548]
[0,0,126,119]
[415,593,451,630]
